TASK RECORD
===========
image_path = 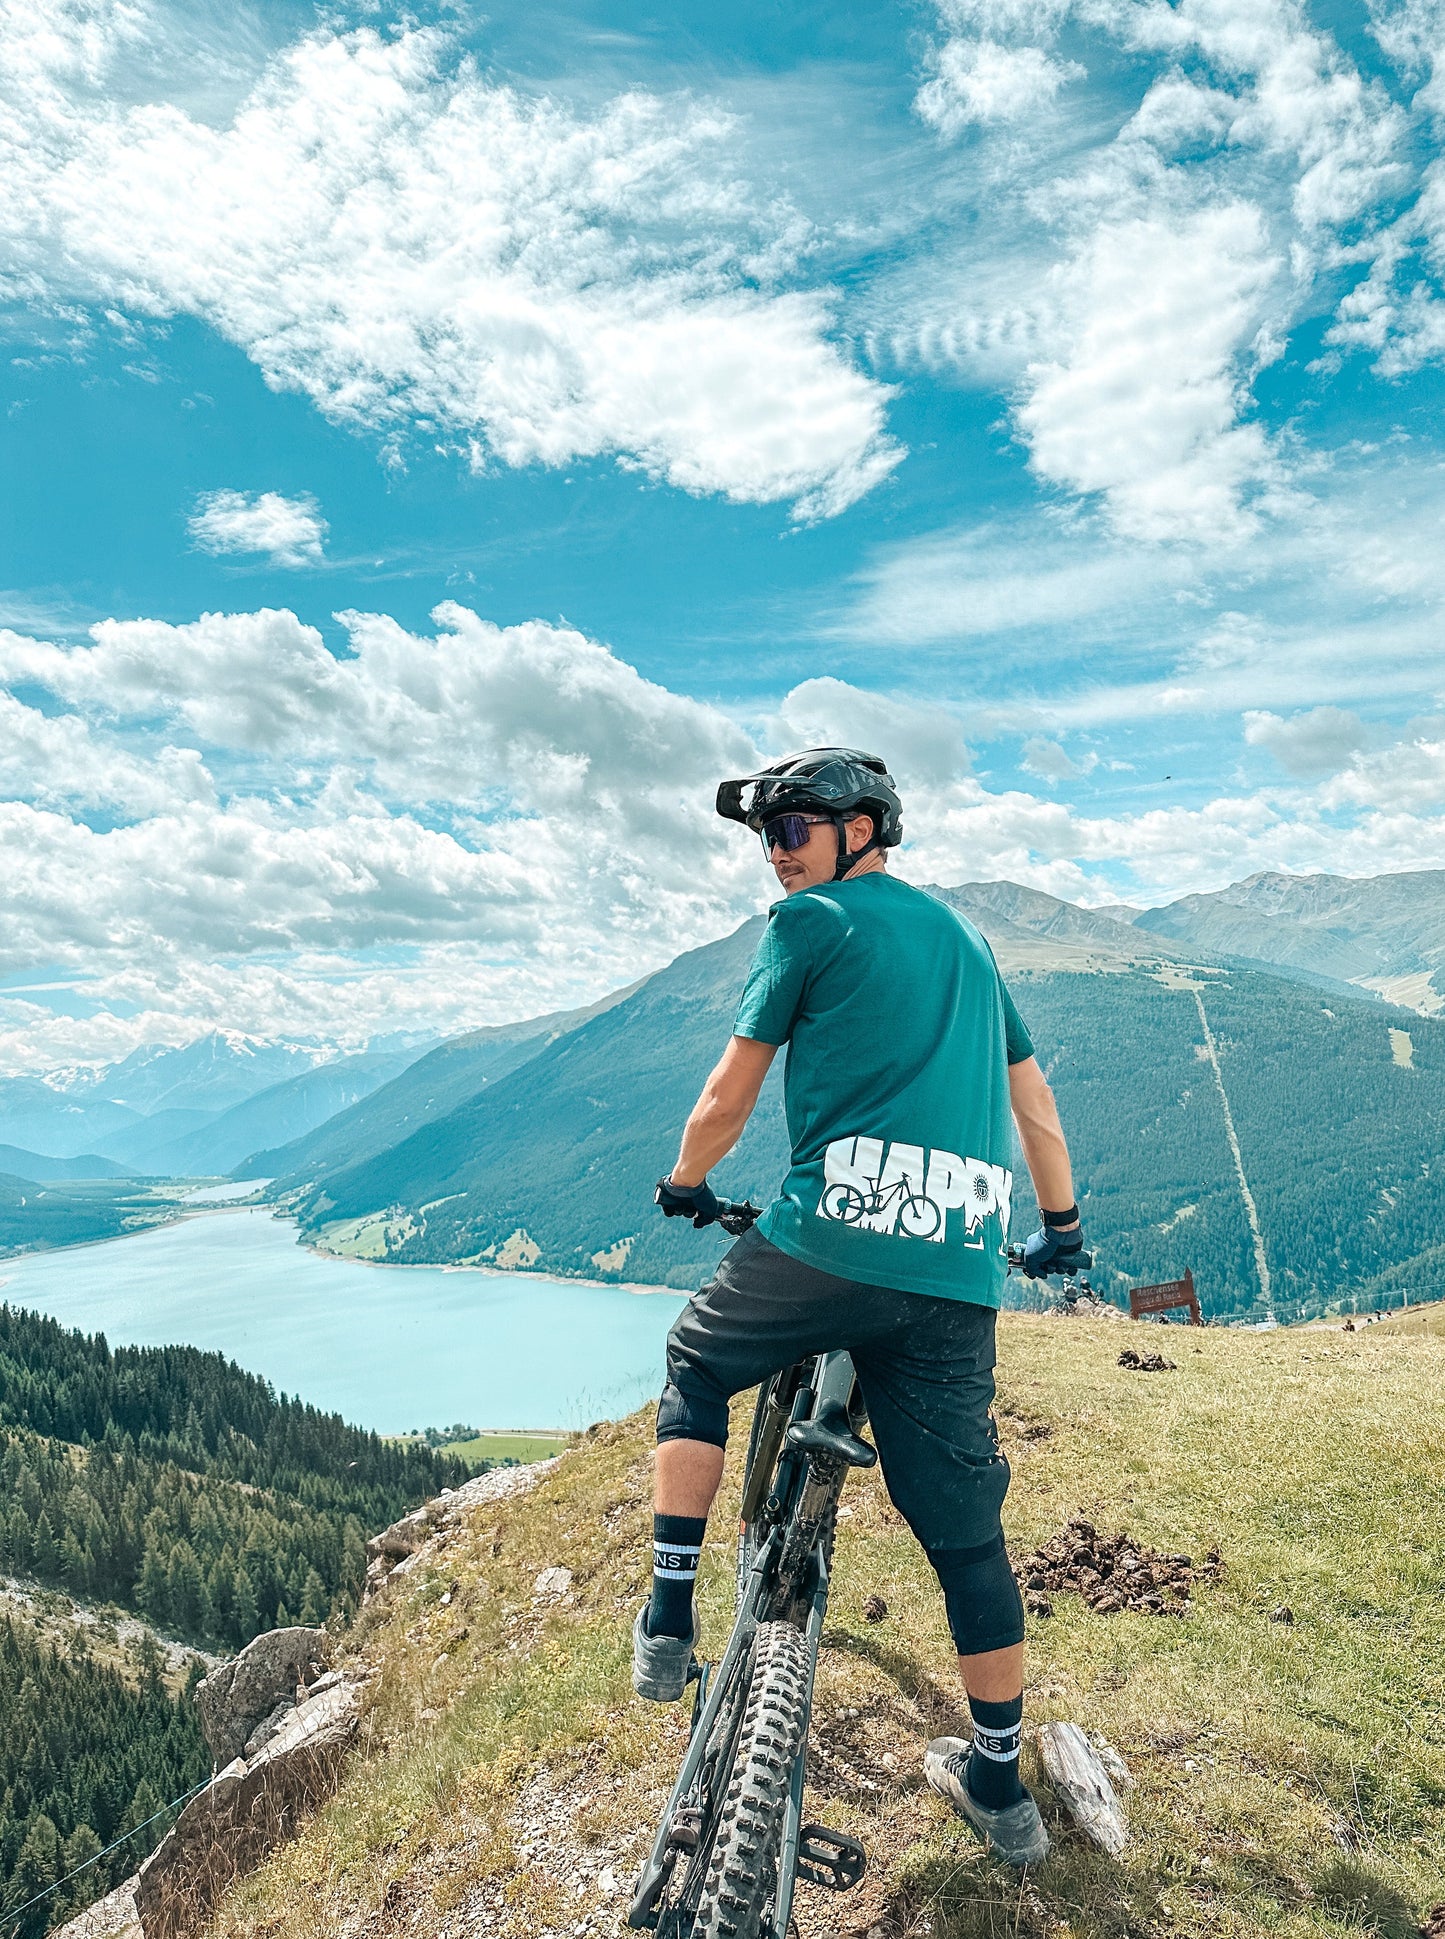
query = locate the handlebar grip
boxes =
[716,1200,762,1234]
[1005,1243,1094,1275]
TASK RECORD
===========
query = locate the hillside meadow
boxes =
[201,1313,1444,1939]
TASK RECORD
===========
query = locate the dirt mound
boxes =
[1017,1517,1219,1617]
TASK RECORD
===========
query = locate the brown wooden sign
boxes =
[1129,1268,1201,1325]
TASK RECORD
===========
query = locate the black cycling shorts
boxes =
[657,1225,1012,1556]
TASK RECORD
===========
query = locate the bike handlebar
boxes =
[715,1198,762,1235]
[1006,1240,1095,1277]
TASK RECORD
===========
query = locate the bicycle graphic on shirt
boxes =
[819,1170,941,1239]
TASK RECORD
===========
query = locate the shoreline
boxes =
[297,1218,688,1300]
[1,1197,692,1302]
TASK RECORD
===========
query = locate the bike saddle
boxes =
[788,1401,877,1469]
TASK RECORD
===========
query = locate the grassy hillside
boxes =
[280,904,1445,1320]
[203,1313,1444,1939]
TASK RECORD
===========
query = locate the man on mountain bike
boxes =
[633,748,1086,1869]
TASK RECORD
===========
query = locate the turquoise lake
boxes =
[0,1208,687,1434]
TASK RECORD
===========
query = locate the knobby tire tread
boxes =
[693,1620,812,1939]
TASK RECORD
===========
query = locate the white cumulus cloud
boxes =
[1243,706,1369,777]
[1015,204,1282,542]
[188,490,328,567]
[1,597,1444,1066]
[1,11,899,519]
[917,40,1084,133]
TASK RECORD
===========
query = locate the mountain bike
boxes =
[628,1198,874,1939]
[627,1214,1096,1938]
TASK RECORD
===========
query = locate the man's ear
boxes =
[847,813,875,854]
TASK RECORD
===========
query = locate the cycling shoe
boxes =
[631,1602,699,1702]
[924,1737,1050,1867]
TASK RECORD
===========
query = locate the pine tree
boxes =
[59,1823,102,1917]
[136,1546,170,1625]
[7,1811,60,1938]
[29,1510,57,1579]
[299,1568,330,1627]
[167,1541,203,1635]
[231,1566,259,1642]
[61,1529,88,1594]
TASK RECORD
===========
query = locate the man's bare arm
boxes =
[669,1037,778,1187]
[1008,1056,1078,1227]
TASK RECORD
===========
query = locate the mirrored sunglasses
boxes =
[760,812,831,854]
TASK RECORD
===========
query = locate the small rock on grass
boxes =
[1269,1604,1295,1624]
[1420,1904,1445,1939]
[862,1594,888,1622]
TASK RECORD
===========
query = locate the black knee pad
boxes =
[656,1378,729,1449]
[927,1533,1026,1655]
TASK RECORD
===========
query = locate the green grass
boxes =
[439,1431,573,1464]
[204,1315,1445,1939]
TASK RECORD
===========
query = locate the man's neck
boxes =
[842,852,887,880]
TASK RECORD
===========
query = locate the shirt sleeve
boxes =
[733,908,811,1046]
[1000,979,1035,1065]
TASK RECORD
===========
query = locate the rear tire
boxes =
[693,1621,812,1939]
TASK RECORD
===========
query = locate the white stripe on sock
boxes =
[972,1729,1022,1764]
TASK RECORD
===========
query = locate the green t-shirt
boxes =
[733,873,1034,1307]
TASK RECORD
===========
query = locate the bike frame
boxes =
[628,1349,861,1936]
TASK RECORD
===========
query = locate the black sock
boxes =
[646,1513,705,1638]
[965,1694,1025,1809]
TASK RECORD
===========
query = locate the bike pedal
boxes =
[796,1823,867,1891]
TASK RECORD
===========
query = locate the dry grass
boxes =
[201,1314,1445,1939]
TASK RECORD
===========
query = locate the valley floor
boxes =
[172,1316,1445,1937]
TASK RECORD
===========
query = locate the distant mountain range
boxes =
[0,1032,433,1174]
[242,870,1445,1324]
[238,983,641,1185]
[1128,869,1445,1014]
[4,868,1443,1323]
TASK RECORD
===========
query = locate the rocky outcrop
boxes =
[70,1456,562,1939]
[51,1879,142,1939]
[135,1678,362,1939]
[195,1626,328,1767]
[364,1459,559,1602]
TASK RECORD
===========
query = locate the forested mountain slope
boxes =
[282,898,1445,1321]
[0,1148,133,1183]
[289,921,782,1288]
[0,1306,472,1644]
[0,1310,488,1935]
[0,1620,208,1936]
[0,1177,176,1256]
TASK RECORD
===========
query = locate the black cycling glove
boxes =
[1022,1222,1087,1279]
[655,1175,723,1229]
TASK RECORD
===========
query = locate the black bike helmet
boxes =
[716,747,903,880]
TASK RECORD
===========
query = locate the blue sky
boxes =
[0,0,1442,1068]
